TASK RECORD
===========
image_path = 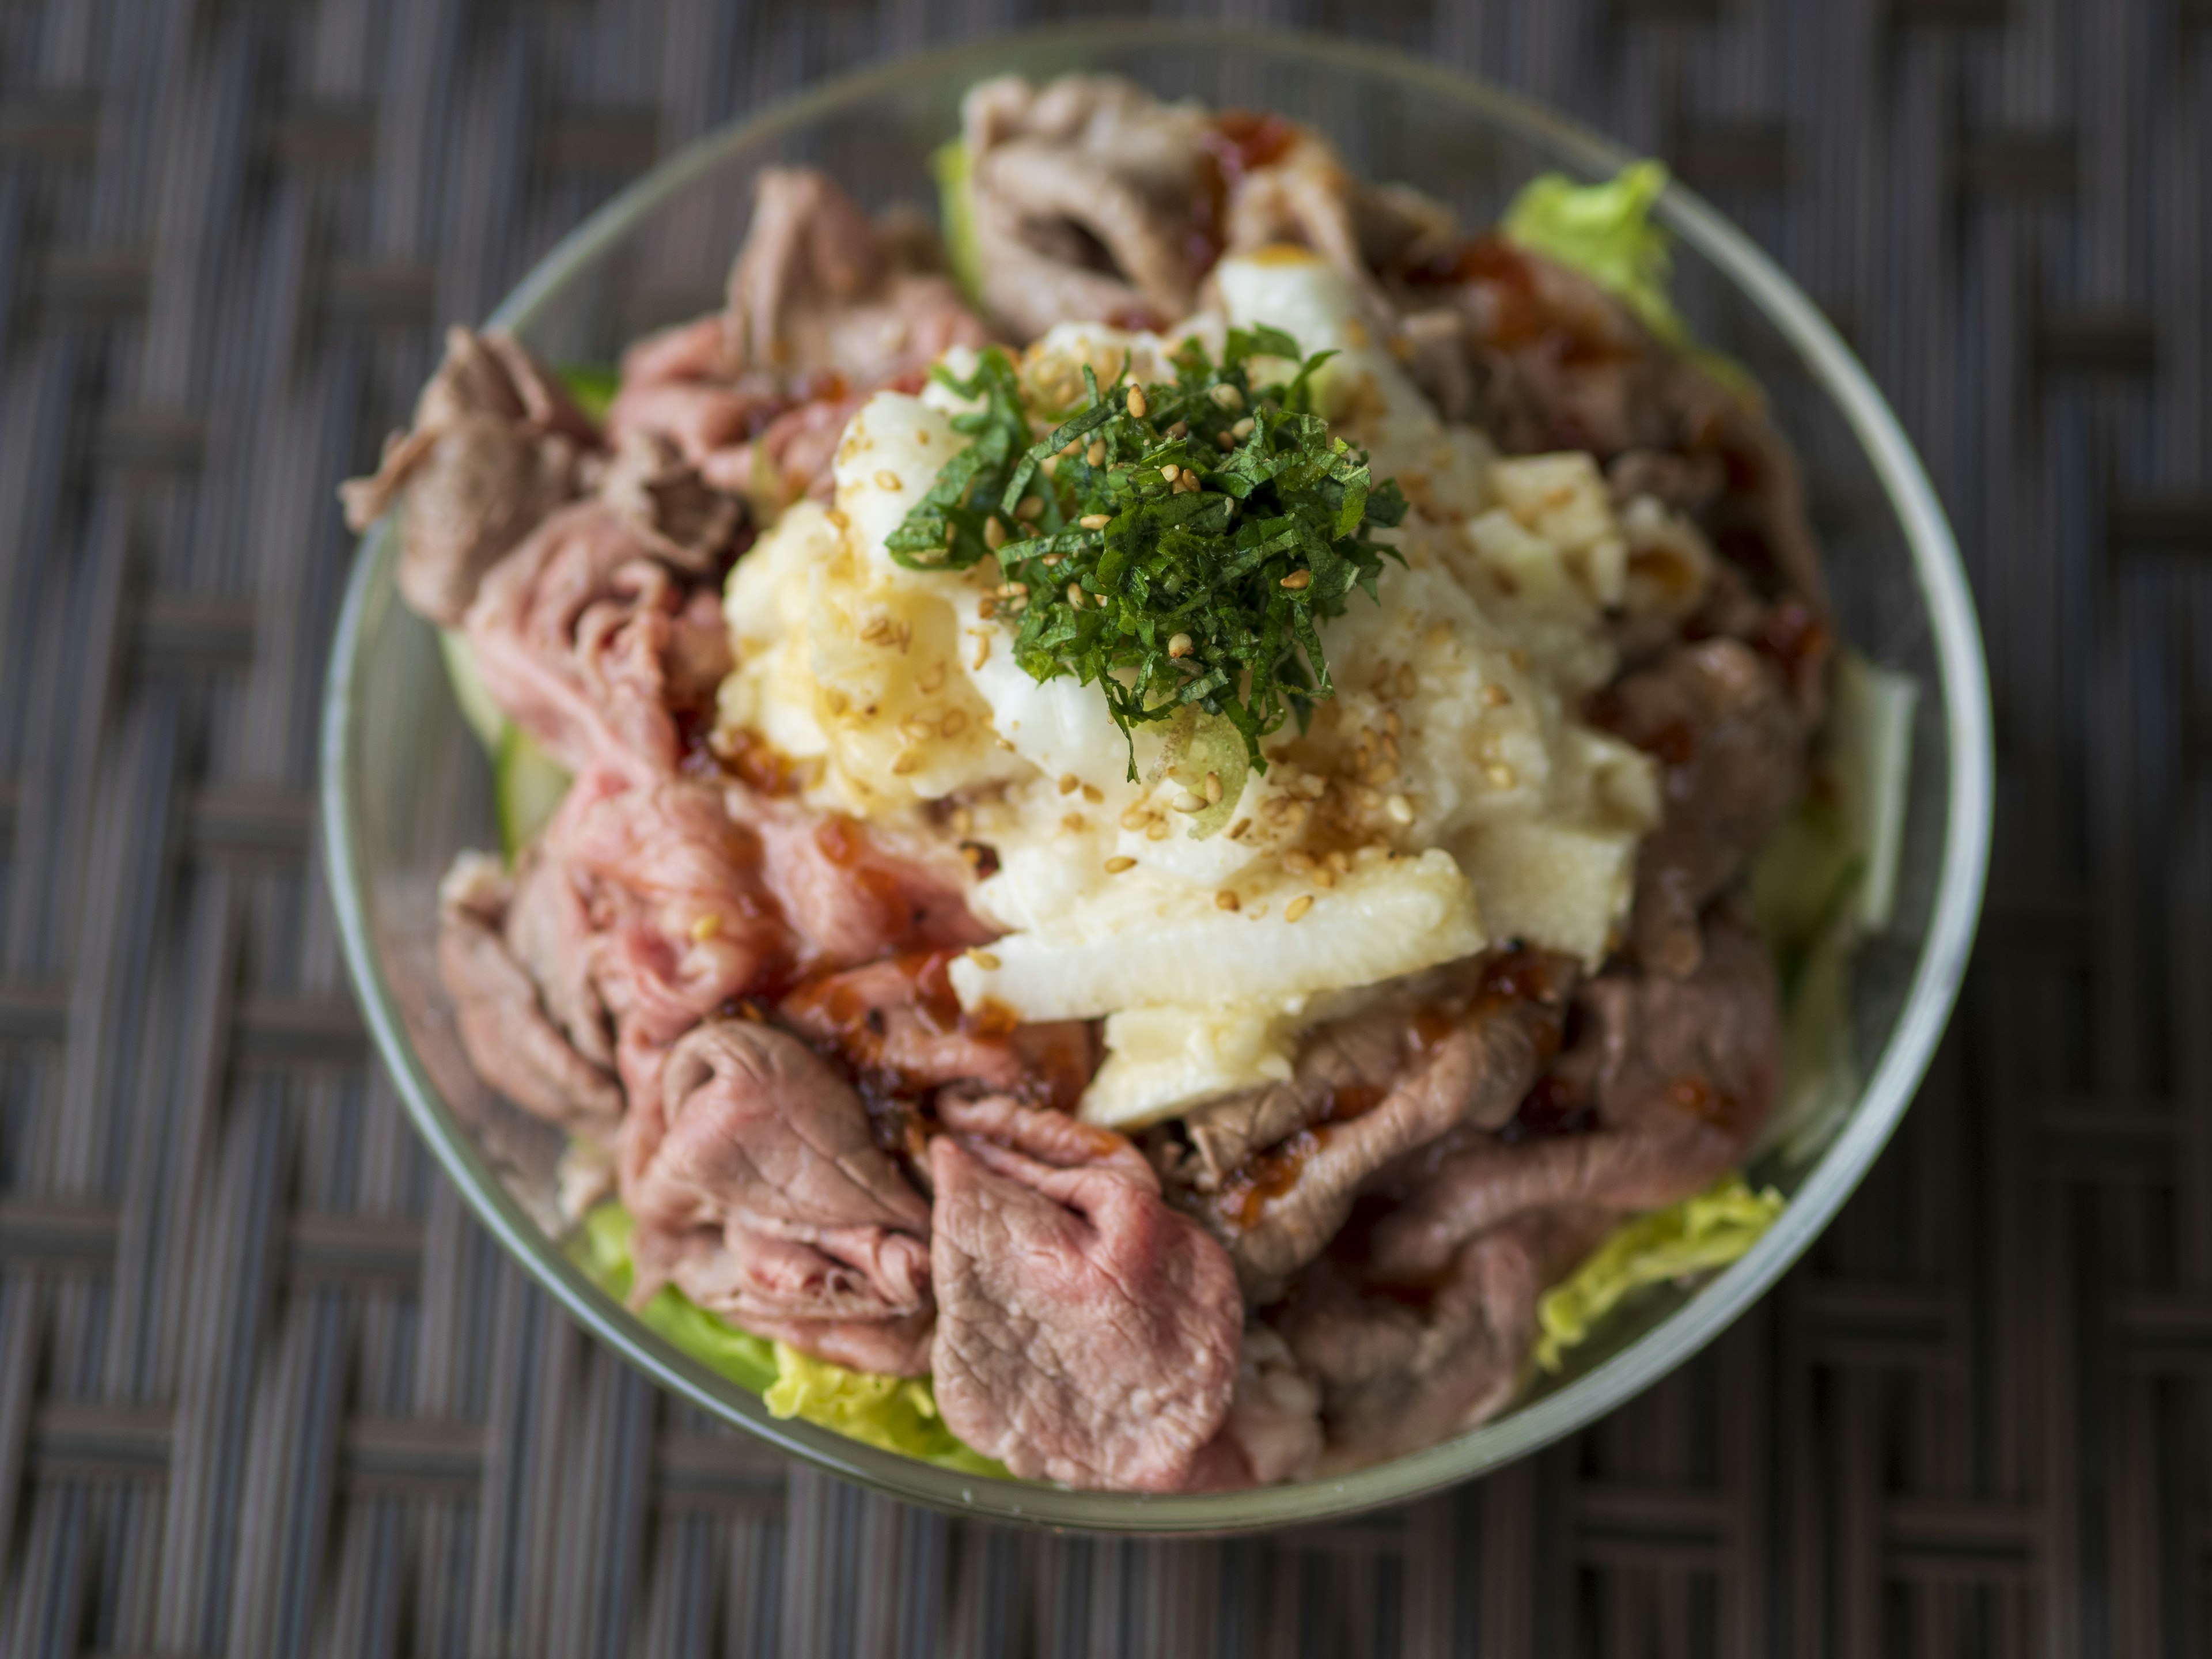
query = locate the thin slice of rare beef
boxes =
[738,792,993,975]
[1366,906,1781,1280]
[435,851,624,1138]
[609,169,981,516]
[341,328,604,628]
[1180,1325,1324,1491]
[1168,951,1577,1296]
[622,1019,933,1370]
[781,953,1099,1131]
[929,1093,1242,1491]
[534,763,790,1105]
[1273,1203,1612,1471]
[724,168,983,385]
[1588,637,1811,977]
[463,501,731,780]
[959,75,1216,339]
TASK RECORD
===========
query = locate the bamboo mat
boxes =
[2,1,2207,1654]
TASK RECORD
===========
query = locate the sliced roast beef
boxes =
[725,168,983,384]
[1181,1325,1324,1491]
[1170,953,1576,1294]
[1274,1204,1611,1471]
[535,763,788,1102]
[780,953,1095,1118]
[595,427,744,569]
[739,792,991,974]
[1588,637,1809,976]
[463,501,731,780]
[622,1018,932,1362]
[634,1224,934,1375]
[929,1093,1241,1491]
[341,328,603,627]
[1366,907,1781,1278]
[960,75,1216,339]
[435,851,624,1137]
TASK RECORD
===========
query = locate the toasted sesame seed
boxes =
[827,507,851,529]
[971,635,991,669]
[968,949,1002,971]
[891,752,919,775]
[1145,819,1169,840]
[1231,416,1256,438]
[1215,889,1240,912]
[919,662,947,693]
[1312,866,1337,889]
[1385,794,1415,825]
[1082,783,1103,804]
[1279,570,1312,591]
[1016,495,1043,521]
[874,469,902,491]
[1328,849,1353,872]
[1059,773,1079,795]
[1066,582,1084,609]
[1104,855,1136,873]
[1285,894,1314,923]
[1171,791,1205,813]
[1127,387,1148,419]
[1167,632,1194,658]
[1204,771,1223,804]
[1120,805,1149,830]
[940,710,968,737]
[984,517,1007,551]
[1283,851,1316,875]
[1227,817,1252,840]
[1078,513,1112,529]
[1086,440,1107,466]
[691,913,723,941]
[1166,419,1190,439]
[1160,464,1180,483]
[900,715,937,742]
[977,595,998,620]
[1061,813,1086,832]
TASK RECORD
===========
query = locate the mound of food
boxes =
[346,75,1874,1493]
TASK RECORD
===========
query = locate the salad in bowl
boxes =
[339,71,1916,1496]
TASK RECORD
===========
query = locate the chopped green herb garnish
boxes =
[887,329,1407,777]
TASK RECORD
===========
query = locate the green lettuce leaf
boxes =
[571,1205,1007,1476]
[1502,161,1687,347]
[1534,1174,1785,1372]
[931,140,983,307]
[558,362,622,424]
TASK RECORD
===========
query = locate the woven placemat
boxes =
[2,1,2205,1653]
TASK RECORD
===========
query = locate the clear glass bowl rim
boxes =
[320,20,1994,1534]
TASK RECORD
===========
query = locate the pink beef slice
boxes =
[1272,1203,1612,1472]
[341,328,604,627]
[736,789,992,976]
[929,1094,1242,1491]
[1591,636,1811,978]
[463,500,731,781]
[1366,906,1782,1282]
[723,168,983,384]
[435,851,624,1138]
[535,763,789,1103]
[1169,952,1576,1297]
[622,1019,934,1370]
[1180,1325,1324,1491]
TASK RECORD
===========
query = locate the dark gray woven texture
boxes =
[2,1,2206,1653]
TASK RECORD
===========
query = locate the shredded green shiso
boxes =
[886,329,1407,778]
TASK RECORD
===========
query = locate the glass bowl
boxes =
[321,22,1991,1533]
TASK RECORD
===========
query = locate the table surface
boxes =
[3,1,2207,1654]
